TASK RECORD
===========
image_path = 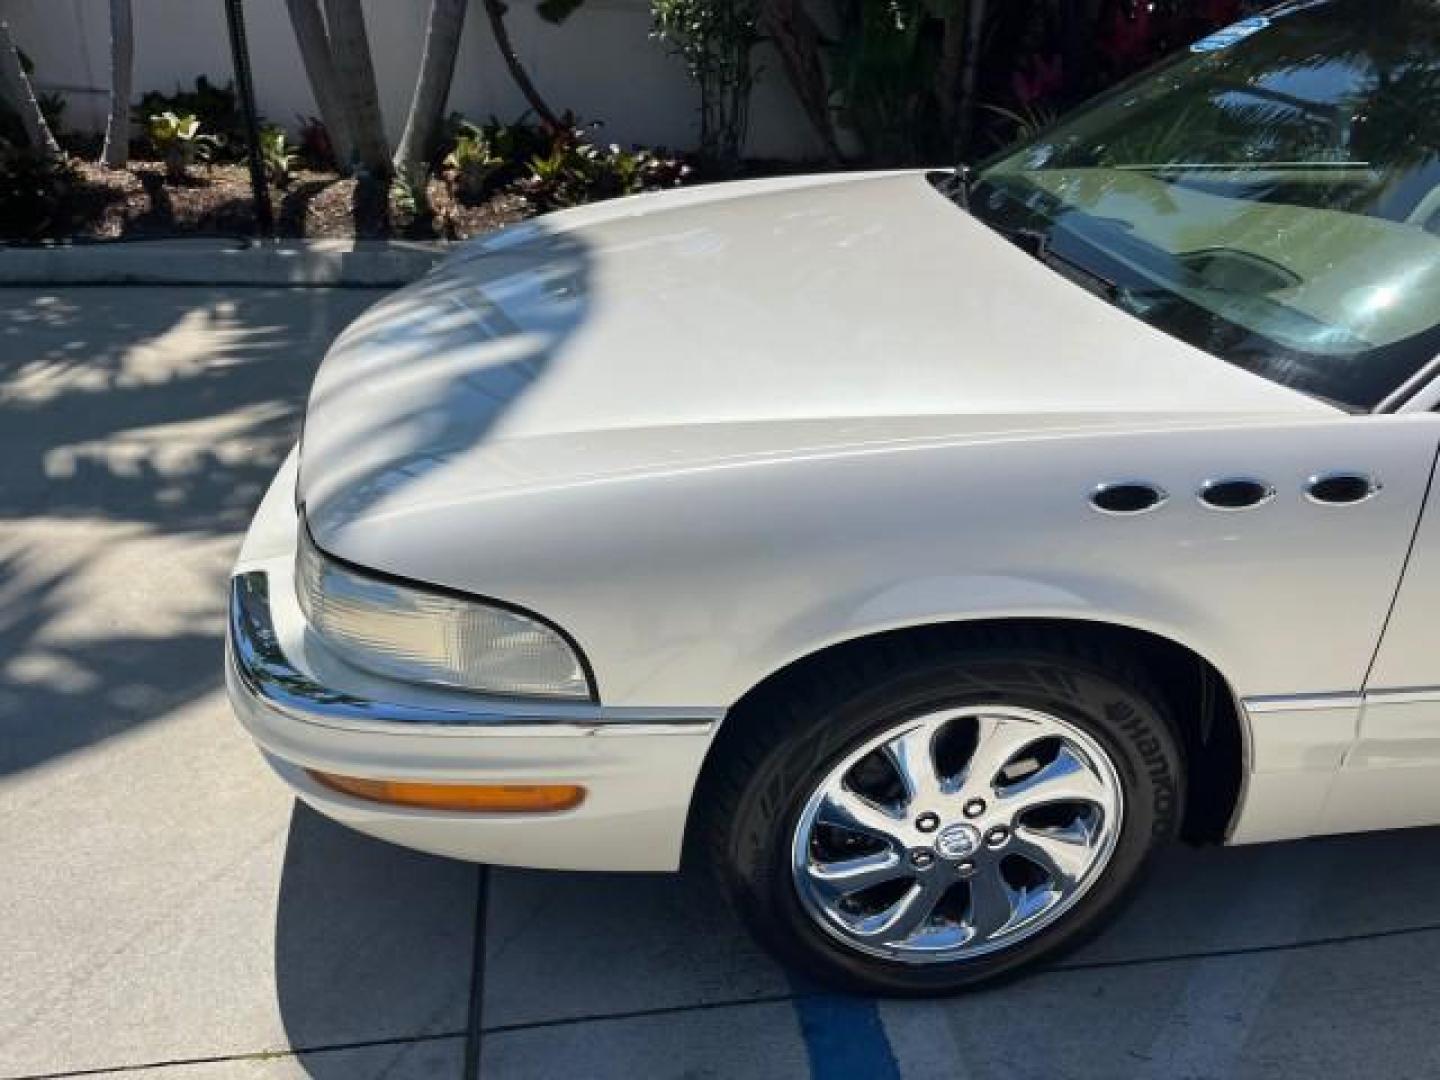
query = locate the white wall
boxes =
[1,0,824,159]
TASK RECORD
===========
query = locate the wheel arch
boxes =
[686,616,1245,859]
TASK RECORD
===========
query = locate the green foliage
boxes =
[147,111,213,182]
[442,120,508,204]
[439,113,550,170]
[980,101,1058,145]
[440,114,690,212]
[514,125,690,211]
[650,0,760,173]
[392,168,431,217]
[147,111,201,144]
[0,138,76,241]
[515,133,597,211]
[135,76,252,162]
[830,0,938,162]
[259,125,297,187]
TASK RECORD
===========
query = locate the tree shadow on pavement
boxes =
[0,288,360,535]
[0,286,383,779]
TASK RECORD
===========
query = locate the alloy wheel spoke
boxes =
[961,714,1044,797]
[965,864,1019,941]
[1011,824,1094,887]
[817,787,908,847]
[804,850,909,900]
[1000,745,1110,812]
[855,876,947,942]
[883,722,948,809]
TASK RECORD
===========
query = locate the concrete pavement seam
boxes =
[17,917,1440,1079]
[1048,918,1440,975]
[481,991,801,1038]
[1,1032,467,1080]
[479,915,1440,1038]
[463,866,492,1080]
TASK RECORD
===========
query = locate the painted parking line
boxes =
[790,979,901,1080]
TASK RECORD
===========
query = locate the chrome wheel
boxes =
[790,705,1123,964]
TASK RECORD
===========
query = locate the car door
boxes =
[1324,412,1440,833]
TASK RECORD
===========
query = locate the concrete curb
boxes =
[0,238,451,287]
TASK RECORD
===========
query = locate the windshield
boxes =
[972,0,1440,412]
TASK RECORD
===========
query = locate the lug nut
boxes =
[910,849,936,869]
[985,826,1010,848]
[955,860,977,877]
[915,812,940,833]
[963,798,986,818]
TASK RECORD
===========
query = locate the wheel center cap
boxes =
[934,823,982,860]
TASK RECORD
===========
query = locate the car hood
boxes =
[299,170,1328,544]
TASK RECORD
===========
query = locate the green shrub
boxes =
[442,120,506,204]
[515,126,690,212]
[650,0,759,174]
[135,76,251,162]
[147,112,214,183]
[392,168,431,218]
[437,113,551,195]
[438,113,690,212]
[259,125,297,187]
[0,139,76,241]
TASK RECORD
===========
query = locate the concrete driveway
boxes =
[4,285,1440,1080]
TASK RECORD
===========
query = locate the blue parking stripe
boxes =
[790,985,902,1080]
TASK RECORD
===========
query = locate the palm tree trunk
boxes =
[0,21,62,159]
[481,0,561,129]
[394,0,468,189]
[323,0,390,177]
[100,0,133,167]
[284,0,353,170]
[759,0,842,163]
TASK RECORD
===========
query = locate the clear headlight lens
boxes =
[296,526,590,700]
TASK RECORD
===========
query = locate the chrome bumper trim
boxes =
[228,571,718,734]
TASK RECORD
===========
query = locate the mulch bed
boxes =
[56,161,532,242]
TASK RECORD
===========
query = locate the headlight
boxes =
[295,525,591,700]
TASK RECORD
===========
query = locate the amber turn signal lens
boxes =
[307,770,585,813]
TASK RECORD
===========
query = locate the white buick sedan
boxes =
[228,1,1440,994]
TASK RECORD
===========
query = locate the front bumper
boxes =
[224,455,718,871]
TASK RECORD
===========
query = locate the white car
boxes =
[228,0,1440,994]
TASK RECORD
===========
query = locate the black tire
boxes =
[707,630,1185,996]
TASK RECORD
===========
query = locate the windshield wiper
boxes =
[933,164,974,209]
[987,222,1121,301]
